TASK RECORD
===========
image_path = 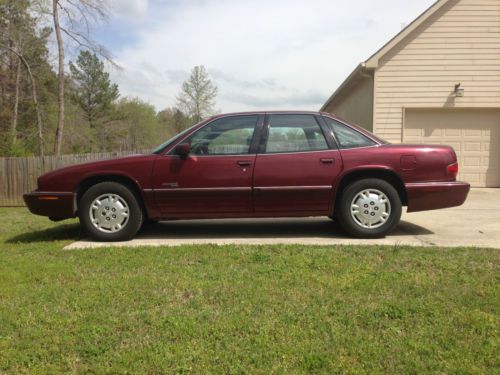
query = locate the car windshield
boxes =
[151,121,204,154]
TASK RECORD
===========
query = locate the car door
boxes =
[151,114,263,217]
[253,114,342,214]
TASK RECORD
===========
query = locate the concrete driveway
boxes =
[65,188,500,249]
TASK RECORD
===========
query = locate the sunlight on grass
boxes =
[0,208,498,373]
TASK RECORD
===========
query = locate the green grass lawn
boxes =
[0,208,498,374]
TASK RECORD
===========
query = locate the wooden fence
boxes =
[0,151,146,206]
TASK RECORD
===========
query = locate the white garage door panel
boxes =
[404,109,500,187]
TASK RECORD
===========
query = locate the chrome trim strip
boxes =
[164,154,257,158]
[162,150,338,157]
[153,187,252,193]
[152,186,333,193]
[405,181,470,188]
[254,186,332,191]
[338,145,380,151]
[256,150,337,156]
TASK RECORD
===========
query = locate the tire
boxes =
[79,182,143,241]
[336,178,402,238]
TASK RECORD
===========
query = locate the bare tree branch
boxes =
[59,26,118,68]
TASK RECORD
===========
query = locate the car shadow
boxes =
[6,218,433,244]
[6,223,81,244]
[136,218,434,240]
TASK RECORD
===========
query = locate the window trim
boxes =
[316,114,339,149]
[259,114,333,155]
[166,114,264,157]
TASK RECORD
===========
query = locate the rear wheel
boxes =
[79,182,143,241]
[336,178,401,238]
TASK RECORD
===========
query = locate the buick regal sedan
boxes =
[24,112,470,241]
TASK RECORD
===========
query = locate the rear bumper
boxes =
[405,181,470,213]
[23,191,76,219]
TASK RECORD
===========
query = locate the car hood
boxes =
[37,154,158,191]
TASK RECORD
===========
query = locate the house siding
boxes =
[374,0,500,143]
[323,77,374,131]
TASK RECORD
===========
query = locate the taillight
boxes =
[447,162,459,179]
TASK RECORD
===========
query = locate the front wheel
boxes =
[79,182,143,241]
[336,179,402,238]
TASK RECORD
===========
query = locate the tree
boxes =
[69,50,118,129]
[107,98,159,151]
[171,108,191,132]
[0,1,179,157]
[176,65,217,123]
[0,0,50,157]
[45,0,111,155]
[51,0,64,156]
[0,42,45,157]
[158,106,191,136]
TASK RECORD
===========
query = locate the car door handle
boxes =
[320,158,334,164]
[237,161,252,167]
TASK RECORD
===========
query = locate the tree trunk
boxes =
[0,45,45,158]
[53,0,65,156]
[11,59,21,146]
[21,56,44,159]
[0,44,44,158]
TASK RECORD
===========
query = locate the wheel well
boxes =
[335,170,408,209]
[76,175,148,218]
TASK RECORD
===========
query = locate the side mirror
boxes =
[174,143,190,158]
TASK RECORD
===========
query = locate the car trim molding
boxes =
[151,187,252,193]
[149,186,333,193]
[254,186,332,191]
[256,150,338,156]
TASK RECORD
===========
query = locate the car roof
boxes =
[209,110,344,119]
[209,111,354,129]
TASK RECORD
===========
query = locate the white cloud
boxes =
[107,0,436,112]
[110,0,149,19]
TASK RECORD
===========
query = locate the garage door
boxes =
[404,108,500,187]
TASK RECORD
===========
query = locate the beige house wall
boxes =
[374,0,500,143]
[323,77,374,131]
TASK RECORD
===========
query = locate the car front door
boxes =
[253,114,342,214]
[151,114,263,217]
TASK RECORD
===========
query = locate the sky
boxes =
[89,0,437,113]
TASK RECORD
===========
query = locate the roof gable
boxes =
[321,0,451,111]
[365,0,451,68]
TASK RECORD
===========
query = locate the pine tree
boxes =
[69,50,119,129]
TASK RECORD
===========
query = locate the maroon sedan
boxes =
[24,112,470,241]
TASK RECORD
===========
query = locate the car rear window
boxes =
[323,117,376,149]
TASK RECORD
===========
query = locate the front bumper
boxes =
[405,181,470,213]
[23,191,76,219]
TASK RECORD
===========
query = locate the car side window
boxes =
[265,115,328,153]
[324,117,376,149]
[185,115,258,155]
